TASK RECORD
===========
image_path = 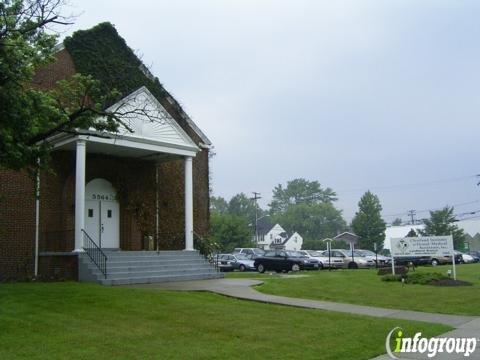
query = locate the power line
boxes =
[386,208,480,227]
[383,200,480,218]
[339,174,477,194]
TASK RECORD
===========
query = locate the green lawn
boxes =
[0,283,450,360]
[227,263,480,315]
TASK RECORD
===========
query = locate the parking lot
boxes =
[213,247,479,274]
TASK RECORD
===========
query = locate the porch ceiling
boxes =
[50,132,198,160]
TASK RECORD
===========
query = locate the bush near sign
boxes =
[391,236,454,257]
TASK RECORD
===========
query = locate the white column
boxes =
[184,156,194,251]
[74,140,86,252]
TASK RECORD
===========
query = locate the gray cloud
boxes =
[64,0,480,222]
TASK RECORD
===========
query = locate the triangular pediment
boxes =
[106,86,198,149]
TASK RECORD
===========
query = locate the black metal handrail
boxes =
[193,232,220,271]
[81,229,107,279]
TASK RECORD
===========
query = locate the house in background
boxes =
[255,218,303,251]
[0,23,221,284]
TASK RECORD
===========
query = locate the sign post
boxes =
[391,252,396,275]
[323,238,333,272]
[328,241,331,272]
[452,249,457,281]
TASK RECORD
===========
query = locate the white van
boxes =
[233,248,265,259]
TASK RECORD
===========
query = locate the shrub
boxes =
[405,272,448,285]
[381,274,403,282]
[377,266,409,276]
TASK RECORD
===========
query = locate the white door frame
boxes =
[85,178,120,249]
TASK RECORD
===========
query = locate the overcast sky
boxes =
[63,0,480,222]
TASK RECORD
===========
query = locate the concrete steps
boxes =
[79,250,223,286]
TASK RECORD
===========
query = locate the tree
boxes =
[418,206,466,250]
[406,228,417,237]
[228,193,260,222]
[392,218,403,226]
[351,191,386,250]
[269,178,337,215]
[0,1,163,171]
[209,213,253,252]
[210,196,228,214]
[273,202,346,243]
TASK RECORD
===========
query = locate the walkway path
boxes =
[127,278,480,359]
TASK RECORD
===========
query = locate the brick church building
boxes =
[0,23,218,284]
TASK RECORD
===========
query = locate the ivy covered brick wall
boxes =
[64,22,211,242]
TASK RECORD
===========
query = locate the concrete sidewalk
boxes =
[127,278,480,359]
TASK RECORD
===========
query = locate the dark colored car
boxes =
[254,250,319,273]
[469,251,480,262]
[288,251,322,270]
[393,256,431,266]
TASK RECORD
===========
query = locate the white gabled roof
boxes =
[108,86,199,151]
[165,94,212,146]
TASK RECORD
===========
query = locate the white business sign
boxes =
[391,236,454,257]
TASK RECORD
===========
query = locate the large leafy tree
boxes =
[0,1,157,171]
[228,193,261,222]
[351,191,386,250]
[269,178,337,215]
[209,193,261,250]
[209,213,253,252]
[273,202,346,244]
[418,206,466,250]
[210,196,228,214]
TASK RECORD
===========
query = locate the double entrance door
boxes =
[85,199,119,249]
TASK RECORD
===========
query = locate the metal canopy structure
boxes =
[334,232,360,246]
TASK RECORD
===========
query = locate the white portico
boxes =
[48,86,201,252]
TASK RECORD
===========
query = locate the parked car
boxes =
[233,248,265,259]
[287,251,322,270]
[373,249,433,267]
[320,249,375,269]
[469,250,480,258]
[468,251,480,263]
[297,250,324,267]
[355,249,391,266]
[393,256,431,266]
[299,250,344,268]
[254,250,319,273]
[430,252,462,266]
[214,253,256,272]
[455,251,476,264]
[298,250,343,269]
[214,254,236,272]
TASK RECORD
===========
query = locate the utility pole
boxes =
[251,192,261,245]
[407,209,416,225]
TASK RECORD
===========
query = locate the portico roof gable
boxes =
[48,86,200,159]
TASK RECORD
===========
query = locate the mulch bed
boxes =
[430,279,473,286]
